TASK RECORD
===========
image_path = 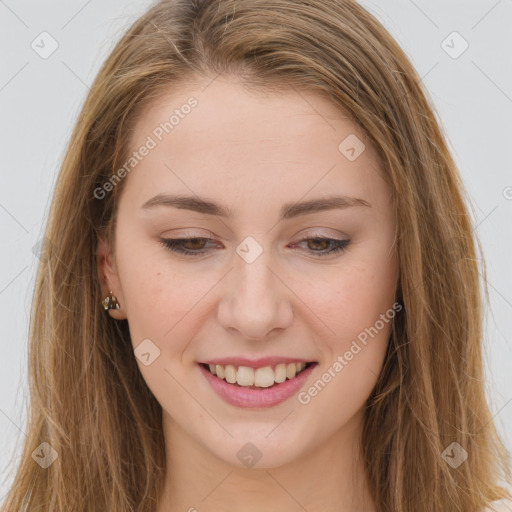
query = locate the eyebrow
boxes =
[141,193,371,220]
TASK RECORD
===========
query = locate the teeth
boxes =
[274,363,287,383]
[254,366,275,388]
[286,363,297,379]
[224,365,237,384]
[237,366,255,386]
[205,361,309,388]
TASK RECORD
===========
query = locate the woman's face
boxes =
[99,75,399,468]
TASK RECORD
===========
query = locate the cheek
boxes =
[296,260,397,348]
[296,267,395,422]
[120,262,199,347]
[114,234,187,344]
[292,252,397,406]
[117,254,205,407]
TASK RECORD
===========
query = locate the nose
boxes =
[216,247,294,340]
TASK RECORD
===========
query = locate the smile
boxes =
[200,361,312,389]
[198,361,318,408]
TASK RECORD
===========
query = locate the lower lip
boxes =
[198,363,317,408]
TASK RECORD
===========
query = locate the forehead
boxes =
[133,76,361,148]
[123,76,388,211]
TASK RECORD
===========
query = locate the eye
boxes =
[159,237,218,256]
[159,235,351,258]
[291,236,350,257]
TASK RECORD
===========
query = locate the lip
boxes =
[199,356,313,369]
[198,362,318,408]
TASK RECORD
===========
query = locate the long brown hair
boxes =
[2,0,510,510]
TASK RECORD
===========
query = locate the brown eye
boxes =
[159,236,350,258]
[292,237,350,257]
[306,238,330,251]
[160,237,218,256]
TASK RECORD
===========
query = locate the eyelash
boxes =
[159,235,350,258]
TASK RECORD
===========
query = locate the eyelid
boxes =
[297,227,348,238]
[159,231,351,259]
[160,228,347,245]
[161,228,214,237]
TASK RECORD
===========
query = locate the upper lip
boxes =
[199,357,316,369]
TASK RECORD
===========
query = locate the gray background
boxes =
[1,0,511,499]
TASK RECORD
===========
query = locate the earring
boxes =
[102,290,120,311]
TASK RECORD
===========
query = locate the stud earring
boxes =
[102,290,120,311]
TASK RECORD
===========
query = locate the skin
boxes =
[98,74,399,512]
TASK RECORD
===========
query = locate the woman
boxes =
[2,0,511,510]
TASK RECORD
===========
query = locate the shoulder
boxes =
[484,498,512,512]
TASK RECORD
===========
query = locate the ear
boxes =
[96,234,127,320]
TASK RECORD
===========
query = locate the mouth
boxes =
[198,361,317,390]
